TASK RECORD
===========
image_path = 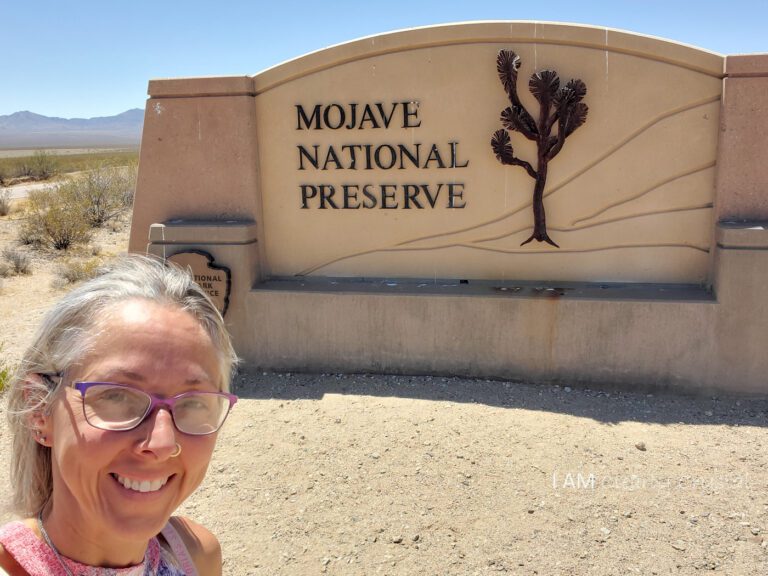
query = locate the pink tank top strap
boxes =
[0,521,68,575]
[160,519,199,576]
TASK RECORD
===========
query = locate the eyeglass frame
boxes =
[70,381,238,436]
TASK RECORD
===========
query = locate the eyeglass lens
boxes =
[81,384,231,435]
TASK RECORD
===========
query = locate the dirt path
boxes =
[2,170,97,200]
[0,213,766,575]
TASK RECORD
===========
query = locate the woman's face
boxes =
[40,299,223,542]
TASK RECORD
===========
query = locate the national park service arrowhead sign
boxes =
[168,250,231,316]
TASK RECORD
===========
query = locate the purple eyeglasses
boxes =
[73,382,238,435]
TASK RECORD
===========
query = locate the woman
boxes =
[0,255,238,575]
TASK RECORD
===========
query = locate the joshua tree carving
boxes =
[491,49,588,248]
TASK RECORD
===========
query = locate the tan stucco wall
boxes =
[254,23,722,283]
[130,78,261,258]
[715,55,768,221]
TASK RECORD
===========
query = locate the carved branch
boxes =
[500,106,538,141]
[543,109,560,139]
[563,102,588,138]
[491,129,537,179]
[496,50,523,107]
[544,135,561,160]
[529,71,560,107]
[553,79,587,108]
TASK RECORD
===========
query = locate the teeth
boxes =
[114,474,169,493]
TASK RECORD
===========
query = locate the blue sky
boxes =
[3,0,766,118]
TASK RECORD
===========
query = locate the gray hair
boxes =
[5,254,238,516]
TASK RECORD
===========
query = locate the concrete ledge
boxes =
[148,76,255,98]
[149,220,258,245]
[725,54,768,77]
[257,277,714,303]
[716,221,768,249]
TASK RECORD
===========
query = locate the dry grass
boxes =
[0,189,11,216]
[0,149,138,184]
[55,256,104,284]
[2,248,31,275]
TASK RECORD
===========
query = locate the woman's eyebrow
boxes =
[94,369,146,382]
[182,377,218,389]
[87,369,215,388]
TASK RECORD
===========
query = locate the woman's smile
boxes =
[111,472,174,493]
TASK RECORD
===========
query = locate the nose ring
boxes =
[170,443,182,458]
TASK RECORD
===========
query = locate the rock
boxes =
[671,540,687,551]
[635,442,647,451]
[392,536,403,544]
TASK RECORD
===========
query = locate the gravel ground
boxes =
[178,372,767,575]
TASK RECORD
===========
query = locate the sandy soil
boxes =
[0,206,767,575]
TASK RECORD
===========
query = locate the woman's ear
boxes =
[27,410,53,447]
[23,375,54,447]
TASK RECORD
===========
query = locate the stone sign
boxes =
[253,26,719,283]
[131,22,768,394]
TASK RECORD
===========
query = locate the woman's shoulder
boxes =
[164,516,222,576]
[0,536,30,576]
[0,519,42,575]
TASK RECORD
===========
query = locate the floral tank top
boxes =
[0,519,199,575]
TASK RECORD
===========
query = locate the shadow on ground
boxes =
[231,371,768,428]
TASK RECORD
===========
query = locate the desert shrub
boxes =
[0,261,10,278]
[16,159,32,178]
[2,248,31,275]
[0,188,11,216]
[18,150,58,180]
[17,223,45,247]
[56,257,102,284]
[121,161,138,207]
[21,187,91,250]
[58,164,137,227]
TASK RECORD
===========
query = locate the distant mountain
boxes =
[0,109,144,148]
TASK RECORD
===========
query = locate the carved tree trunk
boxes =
[522,155,559,247]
